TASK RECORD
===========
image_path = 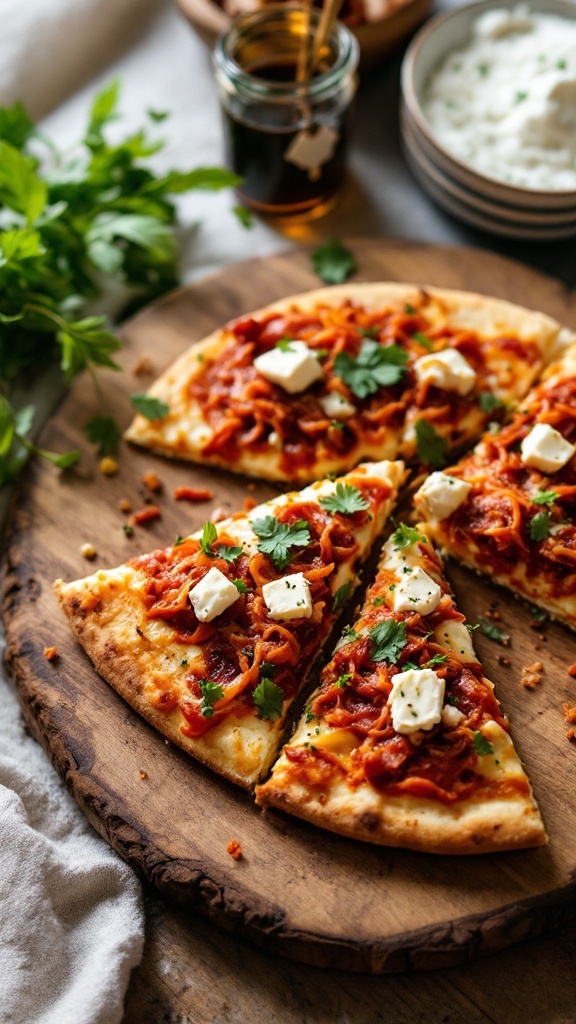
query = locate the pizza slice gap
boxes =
[255,524,546,853]
[125,283,566,485]
[54,460,405,789]
[414,340,576,631]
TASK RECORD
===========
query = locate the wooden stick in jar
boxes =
[310,0,345,73]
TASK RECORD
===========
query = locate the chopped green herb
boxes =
[123,523,134,537]
[233,579,249,593]
[532,489,558,506]
[530,510,551,541]
[305,704,315,723]
[473,731,494,755]
[426,653,448,668]
[275,337,295,352]
[253,677,284,721]
[131,394,169,421]
[368,619,408,663]
[404,304,416,315]
[335,672,352,688]
[198,678,224,718]
[515,90,528,103]
[414,331,434,351]
[311,238,356,284]
[391,523,426,550]
[530,606,547,623]
[216,543,243,563]
[333,580,352,613]
[342,625,360,643]
[358,326,380,340]
[446,695,459,706]
[251,515,310,569]
[479,391,504,414]
[199,521,218,556]
[557,58,567,70]
[334,339,408,398]
[319,482,370,516]
[373,596,384,607]
[83,415,121,455]
[181,659,188,666]
[478,62,490,76]
[478,618,510,645]
[174,535,184,546]
[415,419,448,468]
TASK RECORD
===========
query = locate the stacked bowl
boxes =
[400,0,576,240]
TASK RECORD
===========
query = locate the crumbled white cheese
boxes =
[393,565,442,616]
[253,341,323,394]
[441,704,466,727]
[189,567,239,622]
[268,430,282,448]
[414,348,476,396]
[520,422,575,474]
[262,572,313,621]
[319,391,356,420]
[417,471,472,520]
[388,668,445,734]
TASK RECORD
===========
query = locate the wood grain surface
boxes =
[4,238,576,975]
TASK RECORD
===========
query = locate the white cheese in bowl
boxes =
[422,4,576,191]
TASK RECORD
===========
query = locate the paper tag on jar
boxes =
[284,125,339,172]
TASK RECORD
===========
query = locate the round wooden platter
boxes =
[4,238,576,974]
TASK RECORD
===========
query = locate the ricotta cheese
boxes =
[414,348,476,396]
[388,668,445,734]
[417,471,472,520]
[189,567,239,622]
[520,422,575,473]
[253,341,323,394]
[441,704,466,727]
[262,572,313,621]
[318,391,356,420]
[392,565,442,616]
[422,4,576,190]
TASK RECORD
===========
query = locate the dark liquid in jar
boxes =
[222,61,352,217]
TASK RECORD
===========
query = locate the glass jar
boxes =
[212,4,359,219]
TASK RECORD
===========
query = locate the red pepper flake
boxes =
[568,663,576,678]
[139,770,148,780]
[44,646,59,662]
[142,471,163,493]
[243,497,257,512]
[130,505,161,526]
[497,655,510,667]
[227,838,242,860]
[173,486,214,502]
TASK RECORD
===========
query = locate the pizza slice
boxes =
[255,524,546,853]
[54,460,405,788]
[125,283,565,484]
[414,341,576,631]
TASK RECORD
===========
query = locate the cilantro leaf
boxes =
[83,415,121,455]
[319,483,370,516]
[342,625,360,643]
[426,653,448,668]
[415,419,448,468]
[216,544,243,563]
[253,678,284,721]
[335,673,352,688]
[473,731,494,756]
[199,521,218,556]
[532,489,559,506]
[478,618,510,645]
[233,579,249,593]
[275,337,294,352]
[198,678,224,718]
[530,510,551,541]
[334,340,408,398]
[333,580,352,613]
[479,391,504,414]
[311,239,356,285]
[391,523,426,551]
[251,515,311,569]
[131,394,169,420]
[368,620,408,663]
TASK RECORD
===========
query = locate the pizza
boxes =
[54,460,404,788]
[255,524,546,853]
[414,341,576,631]
[125,283,565,484]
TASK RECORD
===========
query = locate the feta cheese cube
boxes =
[319,391,356,420]
[520,423,575,474]
[189,567,239,622]
[414,348,476,396]
[253,341,323,394]
[262,572,313,621]
[441,704,466,727]
[393,565,442,616]
[388,668,445,734]
[417,471,472,520]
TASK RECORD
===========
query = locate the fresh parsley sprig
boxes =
[334,340,408,399]
[311,239,356,285]
[198,678,224,718]
[415,419,448,469]
[368,619,408,663]
[199,521,243,562]
[251,515,311,569]
[319,483,370,516]
[391,523,426,551]
[253,677,284,721]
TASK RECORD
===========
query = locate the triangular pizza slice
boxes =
[125,283,564,484]
[414,340,576,630]
[55,460,405,788]
[256,524,546,852]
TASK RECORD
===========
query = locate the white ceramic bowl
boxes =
[400,0,576,216]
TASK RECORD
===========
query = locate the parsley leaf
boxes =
[198,678,224,718]
[251,515,311,569]
[368,620,408,663]
[131,394,169,421]
[478,618,510,645]
[473,731,494,756]
[216,544,243,563]
[530,510,551,541]
[311,239,356,284]
[426,653,448,668]
[319,483,370,516]
[253,678,284,721]
[83,415,121,455]
[199,521,218,556]
[335,673,352,688]
[391,523,426,550]
[275,337,294,352]
[334,340,408,398]
[333,580,352,613]
[532,489,559,506]
[415,419,448,468]
[479,391,504,414]
[233,579,249,593]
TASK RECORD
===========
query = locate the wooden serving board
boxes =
[4,238,576,974]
